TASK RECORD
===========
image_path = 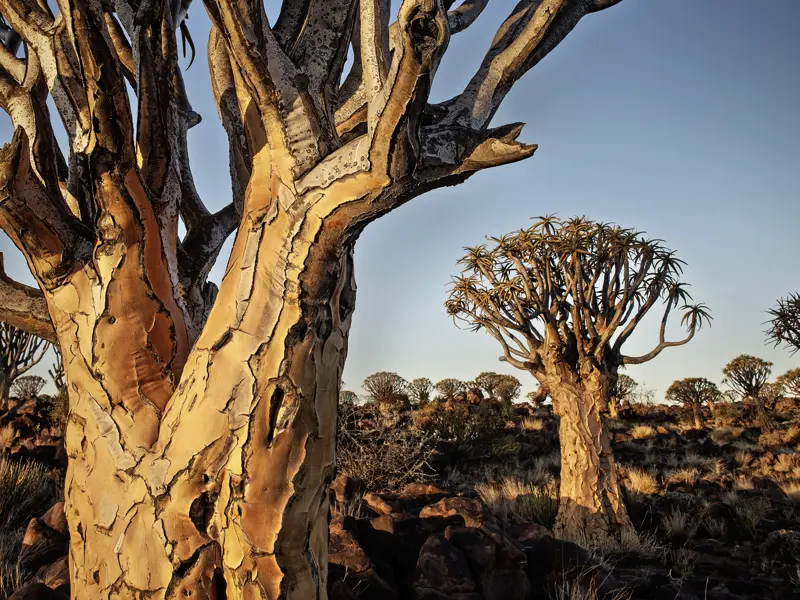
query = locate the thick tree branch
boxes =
[0,252,55,343]
[443,0,621,130]
[447,0,488,34]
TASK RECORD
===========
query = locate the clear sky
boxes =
[1,1,799,401]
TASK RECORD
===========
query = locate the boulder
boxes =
[8,582,66,600]
[420,498,485,528]
[41,502,68,537]
[412,534,477,595]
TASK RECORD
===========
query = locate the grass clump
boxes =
[476,477,558,528]
[630,425,655,440]
[0,456,59,598]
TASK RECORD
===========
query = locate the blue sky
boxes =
[1,0,799,400]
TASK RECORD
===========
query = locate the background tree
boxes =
[723,355,774,431]
[760,382,783,412]
[766,292,800,353]
[0,0,628,594]
[339,390,360,406]
[665,377,719,429]
[363,372,409,406]
[408,377,434,404]
[473,372,504,399]
[10,374,46,400]
[608,373,637,418]
[435,378,467,400]
[0,322,49,408]
[777,368,800,399]
[495,374,522,403]
[446,216,709,546]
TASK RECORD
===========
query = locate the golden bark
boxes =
[545,367,635,548]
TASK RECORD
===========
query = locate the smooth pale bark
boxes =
[545,368,635,547]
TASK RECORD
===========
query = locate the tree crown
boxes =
[665,377,719,406]
[446,216,710,374]
[766,292,800,354]
[722,355,772,398]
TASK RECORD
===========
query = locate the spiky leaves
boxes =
[446,216,711,372]
[766,292,800,354]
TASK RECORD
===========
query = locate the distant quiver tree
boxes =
[446,216,710,545]
[665,377,719,429]
[723,355,774,431]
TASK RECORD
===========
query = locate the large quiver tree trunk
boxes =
[548,368,635,547]
[0,0,627,596]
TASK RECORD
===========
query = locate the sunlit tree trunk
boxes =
[692,402,704,429]
[546,367,635,547]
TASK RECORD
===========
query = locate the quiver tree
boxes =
[435,377,466,400]
[446,216,710,546]
[766,292,800,353]
[472,371,520,402]
[0,320,49,408]
[10,373,45,399]
[408,377,434,404]
[607,373,636,418]
[362,371,409,407]
[777,368,800,400]
[0,0,629,594]
[723,355,774,431]
[664,377,718,429]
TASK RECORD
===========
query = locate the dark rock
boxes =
[445,527,496,574]
[412,534,477,595]
[329,516,372,573]
[420,498,485,528]
[41,502,68,537]
[8,582,66,600]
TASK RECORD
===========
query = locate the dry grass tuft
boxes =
[662,508,696,540]
[666,468,700,486]
[476,477,558,527]
[780,480,800,504]
[630,425,656,440]
[734,497,771,537]
[623,467,659,498]
[520,417,547,432]
[704,515,727,539]
[0,457,59,598]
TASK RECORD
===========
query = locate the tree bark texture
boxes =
[545,367,634,547]
[0,0,626,596]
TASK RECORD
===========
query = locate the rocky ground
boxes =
[2,392,800,599]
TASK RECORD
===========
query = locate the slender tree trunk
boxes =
[751,395,774,432]
[691,402,704,429]
[547,369,635,548]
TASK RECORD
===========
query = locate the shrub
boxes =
[336,402,434,491]
[703,516,727,539]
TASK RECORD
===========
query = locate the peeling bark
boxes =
[546,367,635,548]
